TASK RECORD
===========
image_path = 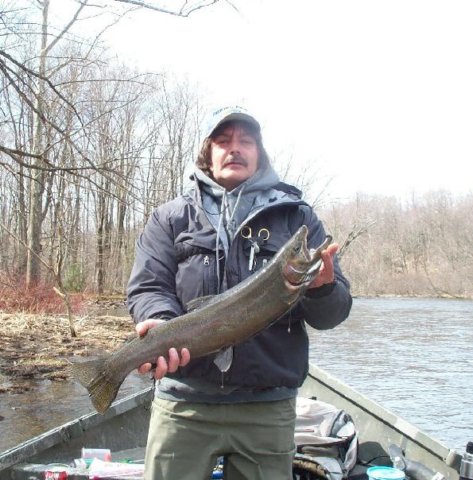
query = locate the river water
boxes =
[308,297,473,452]
[0,297,472,454]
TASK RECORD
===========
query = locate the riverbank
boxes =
[0,307,133,394]
[2,293,473,394]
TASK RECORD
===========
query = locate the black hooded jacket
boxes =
[127,172,352,403]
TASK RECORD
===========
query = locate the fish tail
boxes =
[71,357,122,415]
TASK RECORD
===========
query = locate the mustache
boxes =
[223,154,248,167]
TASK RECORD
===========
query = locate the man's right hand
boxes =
[135,319,191,380]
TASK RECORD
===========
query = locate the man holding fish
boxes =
[127,106,352,479]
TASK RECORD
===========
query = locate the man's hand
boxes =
[135,319,191,380]
[308,243,338,289]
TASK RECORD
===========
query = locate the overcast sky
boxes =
[54,0,473,201]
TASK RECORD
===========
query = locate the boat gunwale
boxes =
[0,387,153,472]
[0,365,463,476]
[306,364,461,472]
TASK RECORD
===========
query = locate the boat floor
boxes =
[10,447,146,480]
[11,446,371,480]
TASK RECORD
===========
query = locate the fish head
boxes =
[282,225,332,287]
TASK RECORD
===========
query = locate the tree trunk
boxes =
[26,0,49,286]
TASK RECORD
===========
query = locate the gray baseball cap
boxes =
[203,105,261,139]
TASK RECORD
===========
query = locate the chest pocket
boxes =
[241,225,292,273]
[175,243,212,264]
[174,240,225,307]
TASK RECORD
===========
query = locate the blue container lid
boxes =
[367,466,405,480]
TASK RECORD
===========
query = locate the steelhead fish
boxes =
[73,225,332,414]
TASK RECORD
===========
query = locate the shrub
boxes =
[0,275,85,314]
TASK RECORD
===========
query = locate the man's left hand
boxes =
[308,243,338,289]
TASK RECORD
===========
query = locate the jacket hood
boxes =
[190,164,281,263]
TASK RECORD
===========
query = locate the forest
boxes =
[1,0,472,321]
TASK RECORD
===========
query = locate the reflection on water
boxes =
[0,298,471,453]
[308,297,473,452]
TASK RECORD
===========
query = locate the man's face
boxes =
[209,122,259,191]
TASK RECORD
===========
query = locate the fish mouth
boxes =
[283,228,313,286]
[284,264,308,286]
[301,238,311,262]
[283,229,331,286]
[284,259,323,287]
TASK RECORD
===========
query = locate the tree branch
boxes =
[0,49,84,126]
[112,0,221,17]
[44,1,88,55]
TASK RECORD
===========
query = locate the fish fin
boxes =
[186,295,216,312]
[71,357,121,415]
[213,346,233,372]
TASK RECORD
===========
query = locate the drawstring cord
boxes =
[214,186,245,378]
[225,186,245,236]
[214,191,227,375]
[215,190,225,294]
[215,186,245,293]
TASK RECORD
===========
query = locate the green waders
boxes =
[144,397,297,480]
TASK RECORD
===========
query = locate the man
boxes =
[127,106,352,480]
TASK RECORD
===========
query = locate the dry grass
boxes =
[0,311,134,393]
